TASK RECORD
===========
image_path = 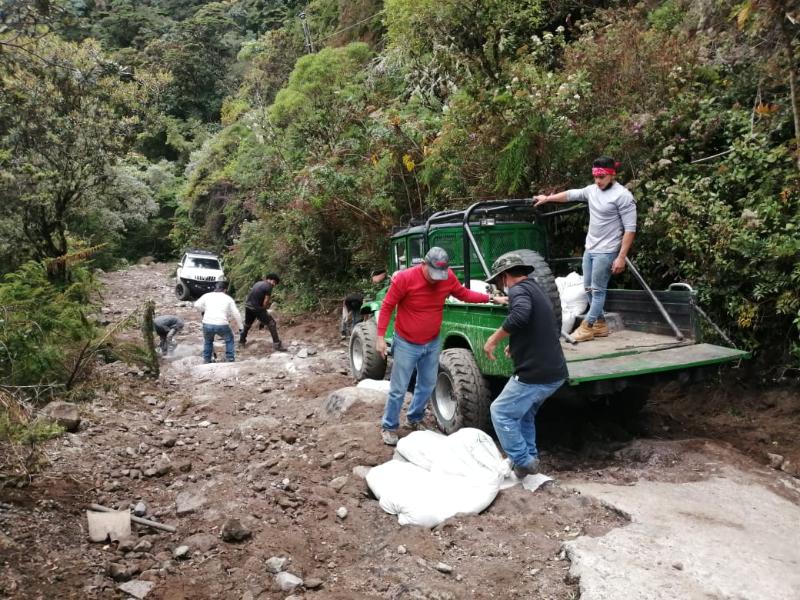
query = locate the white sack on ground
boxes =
[356,379,391,393]
[367,428,510,527]
[556,271,588,335]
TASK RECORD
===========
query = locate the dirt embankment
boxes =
[1,262,798,600]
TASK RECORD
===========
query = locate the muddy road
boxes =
[1,262,799,600]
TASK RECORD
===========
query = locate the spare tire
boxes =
[349,320,387,381]
[514,249,561,328]
[175,281,191,301]
[432,348,492,434]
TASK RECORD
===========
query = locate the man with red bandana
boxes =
[533,156,637,342]
[376,246,505,445]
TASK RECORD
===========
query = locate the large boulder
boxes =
[322,387,386,417]
[42,401,81,432]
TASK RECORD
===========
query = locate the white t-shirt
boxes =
[567,182,637,253]
[194,292,243,330]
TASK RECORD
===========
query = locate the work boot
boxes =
[513,457,541,479]
[592,319,609,337]
[572,320,595,342]
[381,429,398,446]
[273,341,288,352]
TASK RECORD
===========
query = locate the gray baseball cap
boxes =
[424,247,450,281]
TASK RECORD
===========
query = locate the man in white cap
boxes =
[376,247,506,445]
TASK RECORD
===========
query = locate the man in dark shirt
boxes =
[239,273,287,351]
[483,252,568,479]
[153,315,184,354]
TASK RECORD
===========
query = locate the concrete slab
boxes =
[565,473,800,600]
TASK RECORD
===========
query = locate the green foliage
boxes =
[0,262,97,386]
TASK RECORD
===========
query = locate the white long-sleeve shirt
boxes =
[194,291,243,330]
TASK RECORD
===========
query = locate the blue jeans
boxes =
[381,334,440,431]
[202,323,235,362]
[490,377,564,467]
[582,251,616,324]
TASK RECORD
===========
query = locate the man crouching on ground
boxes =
[483,252,567,479]
[376,247,506,446]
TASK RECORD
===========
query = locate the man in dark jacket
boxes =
[153,315,184,354]
[239,273,287,351]
[483,252,568,479]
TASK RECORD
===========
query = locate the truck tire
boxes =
[175,281,191,301]
[432,348,492,434]
[349,320,387,381]
[514,249,561,327]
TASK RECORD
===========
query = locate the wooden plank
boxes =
[567,343,749,384]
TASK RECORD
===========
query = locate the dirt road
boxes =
[1,263,799,600]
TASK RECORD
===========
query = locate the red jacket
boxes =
[377,265,491,344]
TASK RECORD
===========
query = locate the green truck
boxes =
[349,199,748,434]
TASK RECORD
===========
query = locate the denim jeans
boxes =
[381,334,440,431]
[490,377,564,467]
[202,323,235,362]
[582,251,617,324]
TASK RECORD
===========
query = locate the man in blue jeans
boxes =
[194,281,243,363]
[484,252,568,479]
[533,155,637,342]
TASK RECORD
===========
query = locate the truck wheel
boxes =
[349,320,387,380]
[514,249,561,327]
[432,348,492,434]
[175,281,191,301]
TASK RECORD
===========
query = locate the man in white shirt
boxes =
[194,281,243,363]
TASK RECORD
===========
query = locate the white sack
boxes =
[556,271,588,335]
[356,379,391,393]
[368,428,509,527]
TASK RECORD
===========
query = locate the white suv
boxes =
[175,250,225,300]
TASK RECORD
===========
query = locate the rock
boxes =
[767,453,784,469]
[133,502,147,517]
[182,533,218,553]
[297,348,308,359]
[275,572,303,593]
[175,490,207,515]
[161,433,177,448]
[322,387,386,417]
[144,468,158,478]
[434,562,453,574]
[352,466,371,479]
[265,556,288,574]
[117,537,137,553]
[108,562,139,582]
[333,451,345,460]
[173,545,190,560]
[281,431,298,444]
[117,579,155,599]
[329,476,348,492]
[220,518,252,543]
[336,506,348,519]
[304,577,323,589]
[42,401,81,432]
[672,562,684,570]
[155,457,172,476]
[397,545,407,555]
[199,420,211,428]
[133,539,152,553]
[307,347,317,356]
[237,416,280,436]
[781,459,800,477]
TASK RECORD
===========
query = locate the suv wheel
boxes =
[175,281,191,301]
[432,348,492,434]
[514,249,561,328]
[349,320,386,380]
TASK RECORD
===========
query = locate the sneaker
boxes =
[513,458,541,479]
[381,429,398,446]
[404,419,426,432]
[572,320,595,343]
[592,320,609,337]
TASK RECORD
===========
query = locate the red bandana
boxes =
[592,167,616,176]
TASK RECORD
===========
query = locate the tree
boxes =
[0,33,157,273]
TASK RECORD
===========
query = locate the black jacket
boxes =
[502,278,568,384]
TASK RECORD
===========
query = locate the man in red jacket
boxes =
[376,247,505,445]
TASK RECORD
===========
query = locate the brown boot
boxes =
[592,319,609,337]
[572,320,595,342]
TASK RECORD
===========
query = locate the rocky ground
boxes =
[1,262,799,600]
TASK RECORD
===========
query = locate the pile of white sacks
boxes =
[366,428,551,527]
